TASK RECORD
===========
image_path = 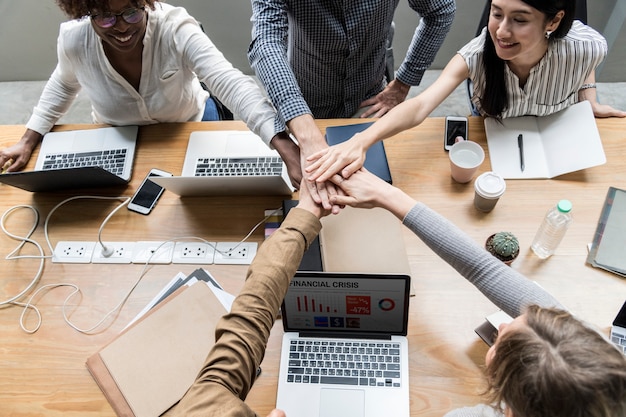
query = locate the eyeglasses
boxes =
[91,7,145,28]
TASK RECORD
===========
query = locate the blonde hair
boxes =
[484,305,626,417]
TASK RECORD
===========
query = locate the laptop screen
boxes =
[282,272,410,336]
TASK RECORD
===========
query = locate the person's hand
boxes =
[266,409,286,417]
[305,136,367,183]
[287,114,342,213]
[295,178,333,219]
[0,143,30,173]
[358,79,410,119]
[329,169,416,220]
[0,130,42,173]
[270,132,302,189]
[591,102,626,118]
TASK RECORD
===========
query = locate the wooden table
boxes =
[1,118,624,416]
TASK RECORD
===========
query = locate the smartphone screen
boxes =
[445,117,468,150]
[128,170,171,214]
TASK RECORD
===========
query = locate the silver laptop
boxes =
[277,271,411,417]
[151,131,294,196]
[35,126,137,181]
[0,126,138,192]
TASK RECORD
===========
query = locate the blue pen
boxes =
[517,134,525,172]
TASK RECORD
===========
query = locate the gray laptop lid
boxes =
[151,130,294,196]
[34,126,138,181]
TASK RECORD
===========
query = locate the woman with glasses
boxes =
[0,0,301,187]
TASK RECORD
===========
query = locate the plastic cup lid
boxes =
[475,172,506,198]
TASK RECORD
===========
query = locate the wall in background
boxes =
[0,0,623,82]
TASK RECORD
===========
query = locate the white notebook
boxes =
[484,101,606,179]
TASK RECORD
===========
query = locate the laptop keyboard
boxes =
[286,339,402,387]
[194,156,283,177]
[42,149,127,176]
[611,327,626,354]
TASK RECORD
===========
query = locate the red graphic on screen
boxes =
[295,296,338,313]
[345,296,371,315]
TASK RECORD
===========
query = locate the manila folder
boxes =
[86,282,227,417]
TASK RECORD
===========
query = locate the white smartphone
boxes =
[128,168,172,215]
[444,116,468,151]
[610,300,626,354]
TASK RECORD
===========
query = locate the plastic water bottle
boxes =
[531,200,573,259]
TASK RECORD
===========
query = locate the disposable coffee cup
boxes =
[449,141,485,183]
[474,171,506,212]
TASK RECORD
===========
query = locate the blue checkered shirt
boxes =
[249,0,455,132]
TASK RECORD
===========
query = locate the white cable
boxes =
[0,205,47,307]
[3,200,282,333]
[215,206,281,255]
[43,195,131,255]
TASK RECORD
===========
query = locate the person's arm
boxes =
[2,24,82,172]
[248,0,313,133]
[306,54,469,183]
[270,132,302,188]
[247,0,339,211]
[329,170,564,318]
[359,0,456,118]
[171,185,325,416]
[579,71,626,118]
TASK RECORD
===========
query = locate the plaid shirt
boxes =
[249,0,455,131]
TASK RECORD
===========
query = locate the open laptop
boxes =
[151,131,294,196]
[277,271,411,417]
[0,126,138,192]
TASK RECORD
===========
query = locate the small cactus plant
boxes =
[485,231,520,265]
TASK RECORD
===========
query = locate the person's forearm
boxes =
[402,203,564,317]
[189,209,321,397]
[286,114,326,154]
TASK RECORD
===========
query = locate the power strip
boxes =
[52,241,257,265]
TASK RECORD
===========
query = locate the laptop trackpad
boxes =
[319,388,364,417]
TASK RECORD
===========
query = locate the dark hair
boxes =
[55,0,158,20]
[483,305,626,417]
[480,0,576,117]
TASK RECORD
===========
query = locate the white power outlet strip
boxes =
[132,241,175,264]
[214,242,258,265]
[91,242,136,264]
[172,242,216,264]
[52,241,97,264]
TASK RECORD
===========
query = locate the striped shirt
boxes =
[459,20,607,118]
[248,0,455,131]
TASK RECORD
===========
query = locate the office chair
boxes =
[466,0,588,114]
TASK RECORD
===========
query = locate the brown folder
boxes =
[86,282,227,417]
[319,206,414,295]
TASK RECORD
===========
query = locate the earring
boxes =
[545,30,553,39]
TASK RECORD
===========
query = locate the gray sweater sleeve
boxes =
[402,203,564,317]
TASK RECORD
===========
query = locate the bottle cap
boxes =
[557,199,573,213]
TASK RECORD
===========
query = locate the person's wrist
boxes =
[295,199,323,219]
[391,79,410,95]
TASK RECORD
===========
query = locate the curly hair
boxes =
[483,305,626,417]
[54,0,160,20]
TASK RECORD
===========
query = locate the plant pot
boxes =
[485,232,520,266]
